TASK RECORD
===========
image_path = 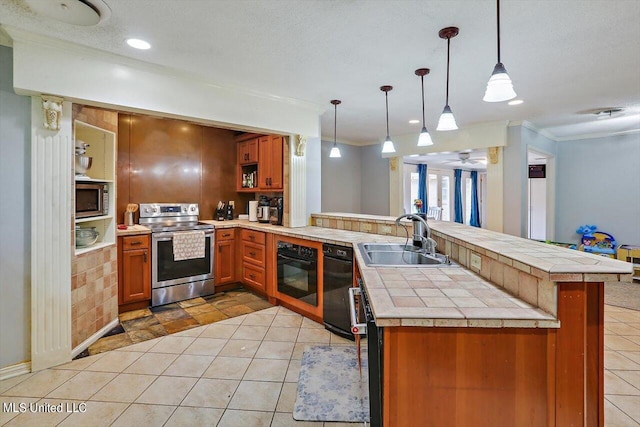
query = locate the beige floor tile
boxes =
[57,401,129,427]
[218,339,261,358]
[2,369,78,397]
[604,398,640,427]
[90,373,157,403]
[285,359,301,383]
[165,406,224,427]
[147,336,196,354]
[330,334,355,345]
[199,323,239,339]
[163,354,215,377]
[111,403,176,427]
[271,412,321,426]
[606,350,640,370]
[255,341,295,360]
[607,395,640,423]
[0,373,34,394]
[292,343,313,360]
[46,371,116,400]
[85,350,144,373]
[0,396,38,425]
[605,370,640,395]
[606,335,640,352]
[217,409,273,427]
[228,380,282,411]
[3,398,74,426]
[276,381,298,413]
[123,352,178,375]
[135,376,197,405]
[172,325,206,337]
[114,338,159,353]
[612,370,640,394]
[53,353,105,371]
[297,328,331,343]
[231,325,269,340]
[202,356,252,380]
[244,359,289,382]
[183,337,228,356]
[618,351,640,365]
[624,335,640,346]
[606,323,640,336]
[609,312,640,324]
[272,314,303,328]
[217,314,246,325]
[264,326,300,342]
[242,313,276,326]
[302,317,324,329]
[180,378,239,408]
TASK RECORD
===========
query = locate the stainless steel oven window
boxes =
[151,230,214,289]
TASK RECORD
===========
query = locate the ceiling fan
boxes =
[443,152,486,165]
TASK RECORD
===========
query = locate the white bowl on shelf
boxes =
[76,226,99,248]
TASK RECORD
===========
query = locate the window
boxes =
[464,177,472,225]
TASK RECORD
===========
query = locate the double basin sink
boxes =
[357,243,457,267]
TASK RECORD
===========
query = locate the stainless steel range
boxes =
[139,203,215,306]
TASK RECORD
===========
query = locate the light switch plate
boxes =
[228,201,235,208]
[470,253,482,270]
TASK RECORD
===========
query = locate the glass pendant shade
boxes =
[483,62,516,102]
[381,137,396,153]
[417,127,434,146]
[329,143,341,158]
[437,105,458,131]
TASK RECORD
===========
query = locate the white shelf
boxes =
[75,176,114,183]
[75,241,114,256]
[76,215,113,223]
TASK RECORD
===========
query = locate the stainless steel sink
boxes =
[357,243,457,267]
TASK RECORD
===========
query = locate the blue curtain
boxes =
[470,171,480,227]
[417,164,427,213]
[454,169,463,223]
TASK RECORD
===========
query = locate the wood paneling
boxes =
[383,327,549,427]
[117,114,252,221]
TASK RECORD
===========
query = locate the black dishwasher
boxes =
[322,243,354,340]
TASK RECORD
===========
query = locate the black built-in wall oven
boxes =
[277,241,318,307]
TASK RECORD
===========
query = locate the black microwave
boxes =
[76,183,109,218]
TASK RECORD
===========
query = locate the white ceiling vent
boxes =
[24,0,111,26]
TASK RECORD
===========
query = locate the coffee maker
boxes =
[257,196,271,223]
[270,196,283,225]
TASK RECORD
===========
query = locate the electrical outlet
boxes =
[361,223,372,232]
[470,253,482,270]
[228,201,235,208]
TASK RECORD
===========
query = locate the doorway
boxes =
[527,149,552,240]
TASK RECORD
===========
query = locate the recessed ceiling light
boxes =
[409,119,420,124]
[508,99,524,106]
[126,38,151,50]
[409,154,419,157]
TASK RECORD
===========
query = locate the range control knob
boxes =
[190,206,196,212]
[144,207,150,213]
[152,207,158,213]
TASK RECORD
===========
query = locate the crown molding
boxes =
[554,127,640,142]
[2,26,325,115]
[521,120,559,141]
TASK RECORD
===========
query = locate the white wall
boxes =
[555,133,640,245]
[0,45,31,369]
[360,144,390,215]
[320,140,362,213]
[305,136,322,222]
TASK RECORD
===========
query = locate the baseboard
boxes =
[71,317,119,359]
[0,361,31,381]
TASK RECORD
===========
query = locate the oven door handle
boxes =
[277,253,315,266]
[348,287,367,335]
[153,230,213,240]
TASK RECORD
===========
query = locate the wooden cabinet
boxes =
[118,234,151,309]
[236,133,283,192]
[238,138,258,165]
[258,135,283,190]
[241,229,267,293]
[215,229,236,285]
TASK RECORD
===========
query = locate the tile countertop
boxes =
[203,219,560,328]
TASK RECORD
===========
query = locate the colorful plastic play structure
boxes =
[576,224,617,258]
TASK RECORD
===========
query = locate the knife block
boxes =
[215,209,226,221]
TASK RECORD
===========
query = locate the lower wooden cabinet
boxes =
[241,229,267,294]
[215,229,236,285]
[118,234,151,308]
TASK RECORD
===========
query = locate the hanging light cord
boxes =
[420,74,426,128]
[445,36,451,105]
[385,91,390,138]
[333,103,337,144]
[496,0,501,63]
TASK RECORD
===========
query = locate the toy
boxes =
[576,224,617,257]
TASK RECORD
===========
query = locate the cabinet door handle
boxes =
[249,235,255,240]
[130,241,142,246]
[249,273,256,279]
[249,251,256,256]
[222,233,231,237]
[143,252,147,263]
[218,245,222,253]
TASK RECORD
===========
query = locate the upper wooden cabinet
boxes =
[236,134,283,192]
[258,135,283,190]
[238,138,258,165]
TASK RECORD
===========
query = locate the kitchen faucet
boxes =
[395,213,437,255]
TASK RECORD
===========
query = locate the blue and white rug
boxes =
[293,345,370,422]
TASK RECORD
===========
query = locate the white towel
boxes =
[173,230,205,261]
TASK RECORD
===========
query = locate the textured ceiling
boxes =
[1,0,639,144]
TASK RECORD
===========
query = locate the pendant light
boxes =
[329,100,342,158]
[437,27,459,131]
[415,68,434,146]
[380,85,396,154]
[483,0,517,102]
